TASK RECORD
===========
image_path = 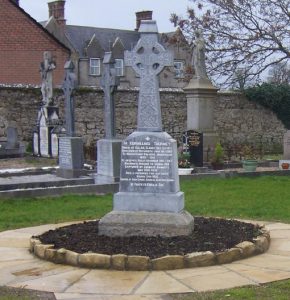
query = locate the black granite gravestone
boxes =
[183,130,203,167]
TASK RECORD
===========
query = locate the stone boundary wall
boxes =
[0,87,286,152]
[215,91,286,152]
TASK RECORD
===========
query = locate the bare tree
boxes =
[171,0,290,88]
[267,62,290,84]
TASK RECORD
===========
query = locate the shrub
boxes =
[245,83,290,129]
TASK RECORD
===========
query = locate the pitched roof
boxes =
[9,0,70,53]
[65,25,140,56]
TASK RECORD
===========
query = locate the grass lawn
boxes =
[182,175,290,222]
[173,279,290,300]
[1,175,290,231]
[0,194,112,231]
[2,175,290,299]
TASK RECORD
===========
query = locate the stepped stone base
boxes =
[98,210,194,237]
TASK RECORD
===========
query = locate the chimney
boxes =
[48,0,66,26]
[135,11,153,31]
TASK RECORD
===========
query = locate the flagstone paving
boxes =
[1,221,290,300]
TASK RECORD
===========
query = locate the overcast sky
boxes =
[20,0,190,33]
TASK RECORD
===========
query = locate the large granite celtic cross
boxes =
[62,60,77,137]
[101,52,120,139]
[125,20,173,132]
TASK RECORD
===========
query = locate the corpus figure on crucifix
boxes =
[40,51,56,106]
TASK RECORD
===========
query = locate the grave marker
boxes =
[33,51,62,157]
[57,60,85,178]
[99,20,194,237]
[94,52,122,184]
[183,130,203,167]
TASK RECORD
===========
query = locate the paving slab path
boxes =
[1,221,290,300]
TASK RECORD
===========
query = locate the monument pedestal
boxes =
[184,77,219,161]
[57,136,85,178]
[94,139,122,184]
[98,131,194,237]
[99,210,194,237]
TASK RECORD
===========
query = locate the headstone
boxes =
[6,127,19,149]
[283,130,290,159]
[57,60,85,178]
[183,130,203,167]
[33,129,39,156]
[33,51,62,157]
[35,106,62,157]
[0,126,25,158]
[94,52,122,184]
[99,20,194,237]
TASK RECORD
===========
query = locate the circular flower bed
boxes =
[30,216,270,271]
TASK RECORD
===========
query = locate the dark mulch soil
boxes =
[35,217,262,259]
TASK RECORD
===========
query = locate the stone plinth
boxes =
[94,139,122,184]
[98,211,194,237]
[57,136,85,178]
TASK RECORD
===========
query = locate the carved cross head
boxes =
[125,20,173,78]
[101,52,120,92]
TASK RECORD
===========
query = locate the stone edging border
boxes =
[29,225,270,271]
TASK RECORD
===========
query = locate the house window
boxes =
[89,58,101,76]
[174,61,184,78]
[115,59,124,76]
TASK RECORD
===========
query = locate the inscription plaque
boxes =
[119,133,179,193]
[59,138,72,168]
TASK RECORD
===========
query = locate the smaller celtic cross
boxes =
[125,20,173,132]
[101,52,120,139]
[62,60,77,137]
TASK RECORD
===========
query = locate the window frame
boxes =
[115,58,124,77]
[89,58,101,76]
[174,61,184,78]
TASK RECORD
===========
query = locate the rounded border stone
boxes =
[29,222,271,271]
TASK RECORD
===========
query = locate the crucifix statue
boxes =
[100,52,120,139]
[125,20,173,132]
[40,51,56,106]
[62,60,77,137]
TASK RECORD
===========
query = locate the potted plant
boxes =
[211,142,224,170]
[178,152,194,175]
[241,145,258,172]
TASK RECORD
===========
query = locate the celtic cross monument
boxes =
[94,52,122,184]
[57,60,84,178]
[99,20,194,237]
